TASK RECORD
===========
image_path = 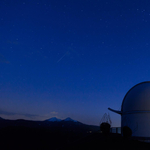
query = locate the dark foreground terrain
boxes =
[0,118,149,150]
[0,126,150,150]
[0,117,99,149]
[0,126,86,150]
[59,132,150,150]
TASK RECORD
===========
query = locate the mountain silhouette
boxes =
[0,117,99,132]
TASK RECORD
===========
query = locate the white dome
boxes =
[121,81,150,113]
[109,81,150,140]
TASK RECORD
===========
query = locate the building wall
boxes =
[122,113,150,137]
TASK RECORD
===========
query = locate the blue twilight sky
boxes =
[0,0,150,126]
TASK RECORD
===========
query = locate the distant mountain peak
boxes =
[63,117,77,122]
[46,117,62,122]
[45,117,78,122]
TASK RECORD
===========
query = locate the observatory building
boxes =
[108,81,150,142]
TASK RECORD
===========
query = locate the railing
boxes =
[110,127,121,134]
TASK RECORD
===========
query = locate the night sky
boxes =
[1,0,150,126]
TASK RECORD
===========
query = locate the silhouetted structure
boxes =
[109,81,150,142]
[100,122,110,135]
[99,113,111,135]
[122,126,132,138]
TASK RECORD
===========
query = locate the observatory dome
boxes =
[109,81,150,141]
[121,81,150,113]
